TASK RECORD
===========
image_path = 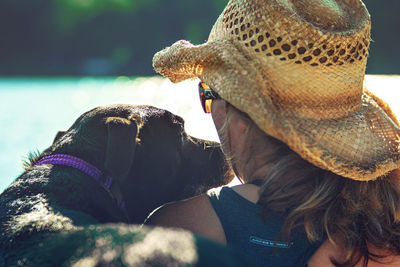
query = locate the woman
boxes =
[147,0,400,266]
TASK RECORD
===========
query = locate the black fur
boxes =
[0,104,237,266]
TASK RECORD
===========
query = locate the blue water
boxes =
[1,76,398,193]
[0,77,220,193]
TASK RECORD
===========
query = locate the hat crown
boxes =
[208,0,371,119]
[288,0,367,31]
[211,0,369,34]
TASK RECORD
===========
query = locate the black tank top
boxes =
[207,186,321,267]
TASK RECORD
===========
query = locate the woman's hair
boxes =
[219,102,400,267]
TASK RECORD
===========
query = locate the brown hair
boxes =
[219,102,400,267]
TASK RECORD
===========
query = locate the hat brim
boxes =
[153,40,400,181]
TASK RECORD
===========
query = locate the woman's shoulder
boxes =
[144,193,227,244]
[145,194,211,226]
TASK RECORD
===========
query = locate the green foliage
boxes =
[0,0,398,75]
[185,20,209,44]
[54,0,161,31]
[56,0,161,13]
[213,0,229,12]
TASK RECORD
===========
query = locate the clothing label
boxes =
[249,236,294,248]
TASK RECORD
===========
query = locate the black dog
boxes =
[0,104,236,266]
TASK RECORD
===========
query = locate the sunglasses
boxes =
[198,82,220,113]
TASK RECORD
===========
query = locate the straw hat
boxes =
[152,0,400,181]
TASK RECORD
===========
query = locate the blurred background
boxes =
[0,0,399,76]
[0,0,399,192]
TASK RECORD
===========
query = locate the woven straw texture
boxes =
[152,0,400,181]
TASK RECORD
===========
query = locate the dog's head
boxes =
[120,106,235,223]
[31,104,233,223]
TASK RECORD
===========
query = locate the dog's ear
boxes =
[53,130,67,144]
[104,117,138,183]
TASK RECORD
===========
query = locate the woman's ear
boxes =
[211,99,228,131]
[212,100,247,145]
[212,101,249,180]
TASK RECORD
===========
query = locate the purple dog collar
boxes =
[35,154,128,220]
[35,154,113,189]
